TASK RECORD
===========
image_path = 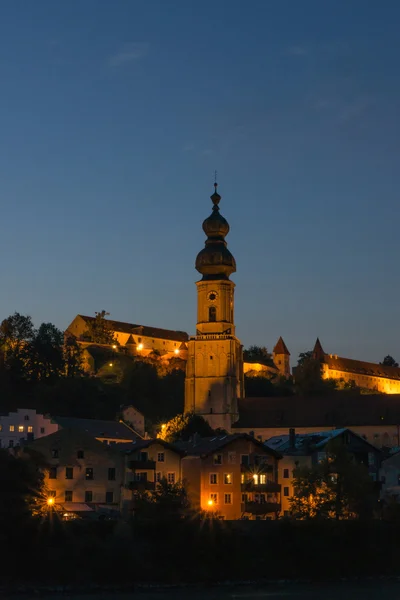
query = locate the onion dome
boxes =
[195,183,236,280]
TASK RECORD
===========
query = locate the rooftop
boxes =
[174,433,281,458]
[77,315,189,343]
[52,416,140,441]
[233,394,400,429]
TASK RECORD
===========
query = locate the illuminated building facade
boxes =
[28,428,124,516]
[312,338,400,394]
[184,184,244,431]
[66,315,188,369]
[179,433,281,520]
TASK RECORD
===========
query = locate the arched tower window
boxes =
[209,306,216,322]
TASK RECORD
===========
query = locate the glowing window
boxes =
[9,425,15,432]
[259,474,266,484]
[27,426,33,433]
[18,425,24,433]
[224,473,232,484]
[213,454,222,465]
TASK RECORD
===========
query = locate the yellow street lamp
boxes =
[174,348,180,355]
[207,499,214,507]
[137,343,143,351]
[109,363,113,367]
[47,497,55,506]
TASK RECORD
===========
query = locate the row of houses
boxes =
[5,407,400,520]
[25,427,280,521]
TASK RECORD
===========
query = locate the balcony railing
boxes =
[129,460,156,470]
[241,480,281,493]
[241,501,281,515]
[127,481,155,491]
[241,463,274,473]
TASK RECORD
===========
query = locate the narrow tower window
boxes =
[209,306,216,322]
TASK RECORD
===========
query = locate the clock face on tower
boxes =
[207,290,218,303]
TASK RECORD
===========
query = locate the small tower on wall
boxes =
[185,183,244,432]
[272,336,291,378]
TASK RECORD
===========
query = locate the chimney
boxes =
[289,428,296,449]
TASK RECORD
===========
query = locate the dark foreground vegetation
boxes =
[4,517,400,586]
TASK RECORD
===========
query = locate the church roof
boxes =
[273,336,290,355]
[77,315,188,343]
[233,394,400,429]
[323,354,400,381]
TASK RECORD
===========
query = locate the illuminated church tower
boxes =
[185,183,244,431]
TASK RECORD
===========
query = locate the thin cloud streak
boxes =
[107,42,149,67]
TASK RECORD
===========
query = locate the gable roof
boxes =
[77,315,188,343]
[174,433,281,459]
[122,438,185,456]
[273,337,290,356]
[52,416,140,441]
[233,394,400,429]
[27,427,122,457]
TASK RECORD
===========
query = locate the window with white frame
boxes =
[210,493,218,504]
[157,452,165,462]
[167,472,176,484]
[210,473,218,484]
[224,493,232,505]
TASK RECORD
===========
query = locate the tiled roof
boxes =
[122,438,185,456]
[52,416,139,441]
[174,433,281,458]
[78,315,188,343]
[323,354,400,381]
[265,428,380,455]
[273,337,290,356]
[233,394,400,428]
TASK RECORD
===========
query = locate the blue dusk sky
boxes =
[1,0,400,365]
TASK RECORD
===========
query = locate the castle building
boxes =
[313,338,400,394]
[184,184,244,431]
[66,315,189,371]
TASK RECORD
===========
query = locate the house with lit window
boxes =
[265,428,383,517]
[0,408,58,449]
[176,433,281,520]
[27,428,124,518]
[121,438,184,516]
